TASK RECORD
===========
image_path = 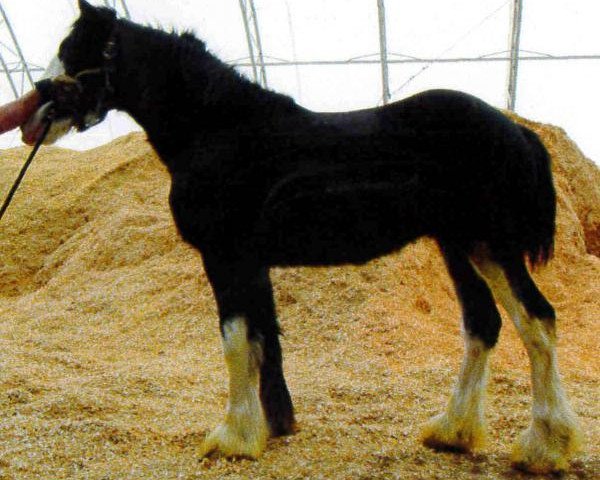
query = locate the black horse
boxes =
[22,1,581,473]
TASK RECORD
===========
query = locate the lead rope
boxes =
[0,117,53,222]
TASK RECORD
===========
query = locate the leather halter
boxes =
[34,26,118,131]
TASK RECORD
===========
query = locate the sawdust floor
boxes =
[0,120,598,479]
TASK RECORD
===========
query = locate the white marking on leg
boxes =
[422,335,490,451]
[473,259,582,473]
[452,335,490,429]
[202,317,269,458]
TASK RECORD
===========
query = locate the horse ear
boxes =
[78,0,95,16]
[78,0,116,22]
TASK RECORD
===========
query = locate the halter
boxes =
[34,26,118,131]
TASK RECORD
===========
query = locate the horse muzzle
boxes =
[0,52,114,146]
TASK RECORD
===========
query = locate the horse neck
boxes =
[112,22,298,155]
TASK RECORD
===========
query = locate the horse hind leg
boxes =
[421,243,501,452]
[472,253,583,474]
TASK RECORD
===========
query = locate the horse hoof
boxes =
[201,420,268,459]
[511,421,583,474]
[420,413,486,453]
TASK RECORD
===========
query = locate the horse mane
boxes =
[114,19,299,151]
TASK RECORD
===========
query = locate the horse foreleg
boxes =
[202,315,269,458]
[201,264,294,458]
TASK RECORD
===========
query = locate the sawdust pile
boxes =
[0,118,598,479]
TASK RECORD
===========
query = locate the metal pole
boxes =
[248,0,267,87]
[238,0,259,83]
[507,0,523,110]
[377,0,391,104]
[118,0,131,19]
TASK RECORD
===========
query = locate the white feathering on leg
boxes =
[473,259,582,474]
[421,335,490,451]
[202,317,269,458]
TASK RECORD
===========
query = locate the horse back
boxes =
[171,89,547,267]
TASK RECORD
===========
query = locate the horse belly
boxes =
[257,181,428,266]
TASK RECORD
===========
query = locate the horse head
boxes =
[21,0,118,145]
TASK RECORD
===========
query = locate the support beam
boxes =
[238,0,268,88]
[231,54,600,68]
[377,0,391,104]
[507,0,523,111]
[118,0,131,19]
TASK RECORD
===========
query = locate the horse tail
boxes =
[512,125,556,266]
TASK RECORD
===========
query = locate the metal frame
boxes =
[229,0,599,110]
[1,1,599,111]
[0,3,40,98]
